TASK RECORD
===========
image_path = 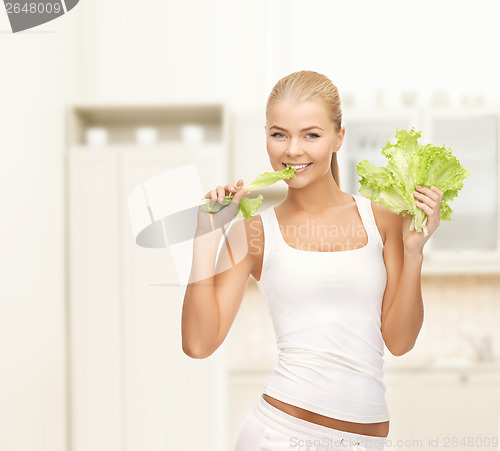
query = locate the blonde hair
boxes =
[265,70,343,188]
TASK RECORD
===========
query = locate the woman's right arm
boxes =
[181,179,255,359]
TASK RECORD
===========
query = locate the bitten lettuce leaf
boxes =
[241,165,297,191]
[199,165,297,221]
[356,127,471,237]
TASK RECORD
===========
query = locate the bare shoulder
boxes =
[370,200,404,245]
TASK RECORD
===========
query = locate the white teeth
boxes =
[286,163,310,169]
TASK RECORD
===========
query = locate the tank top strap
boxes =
[354,194,384,247]
[258,198,383,253]
[258,206,277,239]
[255,206,281,282]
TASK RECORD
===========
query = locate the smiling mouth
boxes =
[283,163,313,168]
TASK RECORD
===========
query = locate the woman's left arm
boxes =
[380,185,444,356]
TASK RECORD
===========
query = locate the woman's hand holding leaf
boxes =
[195,179,250,237]
[402,184,444,256]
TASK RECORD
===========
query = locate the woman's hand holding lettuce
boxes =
[198,165,297,229]
[356,128,471,238]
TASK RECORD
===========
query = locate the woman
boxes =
[182,70,443,451]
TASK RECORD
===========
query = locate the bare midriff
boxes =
[262,394,389,438]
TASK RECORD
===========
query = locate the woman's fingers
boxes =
[206,186,226,204]
[216,186,225,203]
[414,185,436,209]
[231,188,250,205]
[231,179,249,204]
[206,189,217,207]
[203,179,246,207]
[414,185,443,231]
[414,192,436,211]
[414,185,442,203]
[196,179,250,236]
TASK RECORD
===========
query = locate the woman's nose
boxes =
[285,138,303,156]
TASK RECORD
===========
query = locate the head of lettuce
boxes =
[356,127,471,237]
[199,165,297,221]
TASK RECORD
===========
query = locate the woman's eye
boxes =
[270,132,319,139]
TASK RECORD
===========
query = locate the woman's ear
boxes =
[334,126,346,151]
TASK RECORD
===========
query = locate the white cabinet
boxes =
[425,109,499,253]
[414,370,500,449]
[68,149,123,451]
[384,370,417,445]
[385,368,500,451]
[68,105,229,451]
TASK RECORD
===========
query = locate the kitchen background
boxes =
[1,1,500,451]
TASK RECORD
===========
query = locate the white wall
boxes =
[0,7,81,451]
[270,0,500,108]
[78,0,500,109]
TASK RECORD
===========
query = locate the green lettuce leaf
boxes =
[241,165,297,191]
[356,127,471,237]
[199,165,297,221]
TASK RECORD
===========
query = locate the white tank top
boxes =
[254,194,389,423]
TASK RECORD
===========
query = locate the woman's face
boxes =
[265,99,345,185]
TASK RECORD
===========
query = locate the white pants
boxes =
[232,396,387,451]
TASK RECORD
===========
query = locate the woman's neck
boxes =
[281,174,352,215]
